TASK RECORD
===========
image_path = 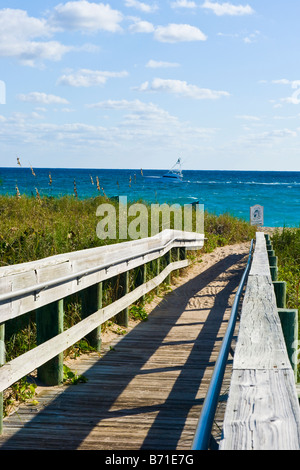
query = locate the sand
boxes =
[98,239,252,349]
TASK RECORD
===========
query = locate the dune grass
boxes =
[272,227,300,310]
[0,194,255,266]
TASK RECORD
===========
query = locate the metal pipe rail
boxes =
[191,239,254,450]
[0,234,203,304]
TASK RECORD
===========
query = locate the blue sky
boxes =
[0,0,300,170]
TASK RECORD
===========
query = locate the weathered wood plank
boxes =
[249,232,271,277]
[220,369,300,450]
[233,275,290,370]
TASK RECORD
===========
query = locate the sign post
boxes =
[250,205,264,226]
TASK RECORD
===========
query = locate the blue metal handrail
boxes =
[191,239,254,450]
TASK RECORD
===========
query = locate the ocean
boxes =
[0,167,299,228]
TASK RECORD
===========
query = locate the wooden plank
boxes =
[220,232,300,450]
[249,232,271,277]
[233,275,290,370]
[220,369,300,450]
[0,230,204,323]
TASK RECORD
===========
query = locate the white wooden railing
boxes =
[0,229,204,433]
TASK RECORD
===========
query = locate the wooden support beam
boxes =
[273,281,287,309]
[81,283,102,351]
[36,300,64,386]
[136,263,147,302]
[116,271,129,327]
[166,249,172,284]
[278,308,299,382]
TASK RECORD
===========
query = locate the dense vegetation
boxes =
[0,194,256,266]
[272,228,300,310]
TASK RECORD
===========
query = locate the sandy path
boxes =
[98,241,251,349]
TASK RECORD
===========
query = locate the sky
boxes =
[0,0,300,171]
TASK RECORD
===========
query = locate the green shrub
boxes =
[272,228,300,309]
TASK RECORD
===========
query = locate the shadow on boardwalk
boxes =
[0,248,248,450]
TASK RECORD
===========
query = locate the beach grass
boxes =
[0,194,256,266]
[271,227,300,380]
[272,227,300,310]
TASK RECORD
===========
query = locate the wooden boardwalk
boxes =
[0,244,249,450]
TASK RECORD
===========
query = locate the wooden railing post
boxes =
[273,281,287,309]
[81,282,102,351]
[116,272,129,327]
[0,323,4,435]
[278,308,299,382]
[180,246,187,261]
[166,249,172,284]
[136,263,147,302]
[176,247,181,276]
[36,299,64,386]
[269,239,298,381]
[156,257,161,294]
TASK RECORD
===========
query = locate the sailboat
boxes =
[144,158,184,183]
[162,158,183,182]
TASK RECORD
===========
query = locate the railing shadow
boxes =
[0,251,247,450]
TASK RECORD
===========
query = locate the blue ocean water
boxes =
[0,167,299,227]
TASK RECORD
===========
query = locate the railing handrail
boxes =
[0,232,203,304]
[191,239,254,450]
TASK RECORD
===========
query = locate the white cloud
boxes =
[154,24,207,43]
[272,79,300,89]
[129,19,155,33]
[271,79,300,105]
[240,128,298,148]
[236,114,261,121]
[202,1,255,16]
[135,78,230,99]
[146,59,180,68]
[129,20,207,42]
[0,106,216,160]
[57,69,129,87]
[0,8,49,39]
[87,99,152,110]
[87,99,173,116]
[170,0,197,8]
[18,92,69,104]
[243,30,260,43]
[124,0,158,13]
[282,89,300,105]
[0,8,71,65]
[49,1,123,32]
